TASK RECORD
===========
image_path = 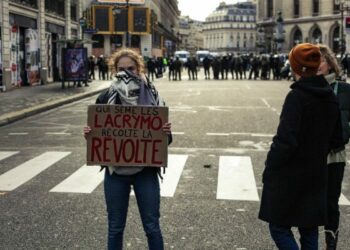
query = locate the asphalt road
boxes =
[0,75,349,250]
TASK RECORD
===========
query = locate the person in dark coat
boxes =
[318,44,350,250]
[173,57,182,81]
[97,55,106,80]
[168,58,175,81]
[211,57,221,80]
[147,57,156,81]
[88,56,96,80]
[202,56,211,79]
[258,43,343,250]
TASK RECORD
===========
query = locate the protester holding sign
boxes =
[84,49,171,250]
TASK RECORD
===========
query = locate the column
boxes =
[1,0,10,91]
[65,0,71,39]
[38,0,48,84]
[141,34,152,58]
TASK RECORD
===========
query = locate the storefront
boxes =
[9,13,40,87]
[46,22,65,82]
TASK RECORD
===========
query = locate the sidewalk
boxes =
[0,80,110,127]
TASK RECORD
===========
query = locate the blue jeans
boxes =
[104,168,163,250]
[269,224,318,250]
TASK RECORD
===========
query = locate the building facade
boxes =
[87,0,180,59]
[257,0,346,54]
[178,16,204,55]
[0,0,82,91]
[202,1,257,54]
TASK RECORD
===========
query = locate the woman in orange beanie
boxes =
[259,43,343,250]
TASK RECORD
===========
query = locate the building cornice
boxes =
[258,15,340,27]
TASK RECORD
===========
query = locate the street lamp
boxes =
[112,0,130,47]
[335,0,350,58]
[273,11,285,53]
[79,16,87,41]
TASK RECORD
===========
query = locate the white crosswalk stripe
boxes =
[0,151,19,161]
[130,154,188,197]
[160,154,188,197]
[339,193,350,206]
[0,151,349,206]
[0,152,71,191]
[50,165,104,193]
[217,156,259,201]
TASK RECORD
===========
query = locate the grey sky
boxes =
[178,0,241,21]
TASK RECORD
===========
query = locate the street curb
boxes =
[0,87,108,127]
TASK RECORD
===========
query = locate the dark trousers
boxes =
[326,162,345,233]
[204,67,210,79]
[269,224,318,250]
[104,168,163,250]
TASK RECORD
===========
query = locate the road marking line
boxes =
[251,133,274,137]
[261,98,271,108]
[45,132,72,135]
[50,165,104,193]
[160,154,188,197]
[9,133,28,135]
[131,154,188,197]
[217,156,259,201]
[206,133,230,136]
[339,193,350,206]
[0,151,19,161]
[0,152,71,191]
[172,132,185,135]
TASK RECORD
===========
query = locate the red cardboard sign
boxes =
[86,105,168,167]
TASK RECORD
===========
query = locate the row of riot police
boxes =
[201,54,289,81]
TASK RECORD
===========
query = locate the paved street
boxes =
[0,75,350,249]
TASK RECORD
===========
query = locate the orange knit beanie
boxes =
[288,43,321,77]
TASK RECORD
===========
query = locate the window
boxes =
[267,0,273,18]
[313,0,319,16]
[92,35,104,48]
[334,0,340,14]
[70,3,77,21]
[294,0,300,17]
[45,0,65,17]
[12,0,37,8]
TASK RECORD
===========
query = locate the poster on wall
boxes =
[10,25,21,87]
[45,33,53,81]
[62,48,88,81]
[25,29,40,86]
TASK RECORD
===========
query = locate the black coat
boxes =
[332,81,350,144]
[259,75,343,227]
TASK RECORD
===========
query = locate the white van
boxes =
[196,50,210,64]
[174,50,190,63]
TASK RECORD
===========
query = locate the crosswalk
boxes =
[0,151,349,206]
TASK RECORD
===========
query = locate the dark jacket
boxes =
[259,75,343,227]
[331,81,350,145]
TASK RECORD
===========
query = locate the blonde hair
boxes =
[109,49,145,74]
[318,44,341,76]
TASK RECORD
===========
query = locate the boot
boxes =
[325,230,338,250]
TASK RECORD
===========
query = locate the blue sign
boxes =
[84,28,99,34]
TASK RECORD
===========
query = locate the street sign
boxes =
[84,28,99,34]
[79,18,87,26]
[346,16,350,33]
